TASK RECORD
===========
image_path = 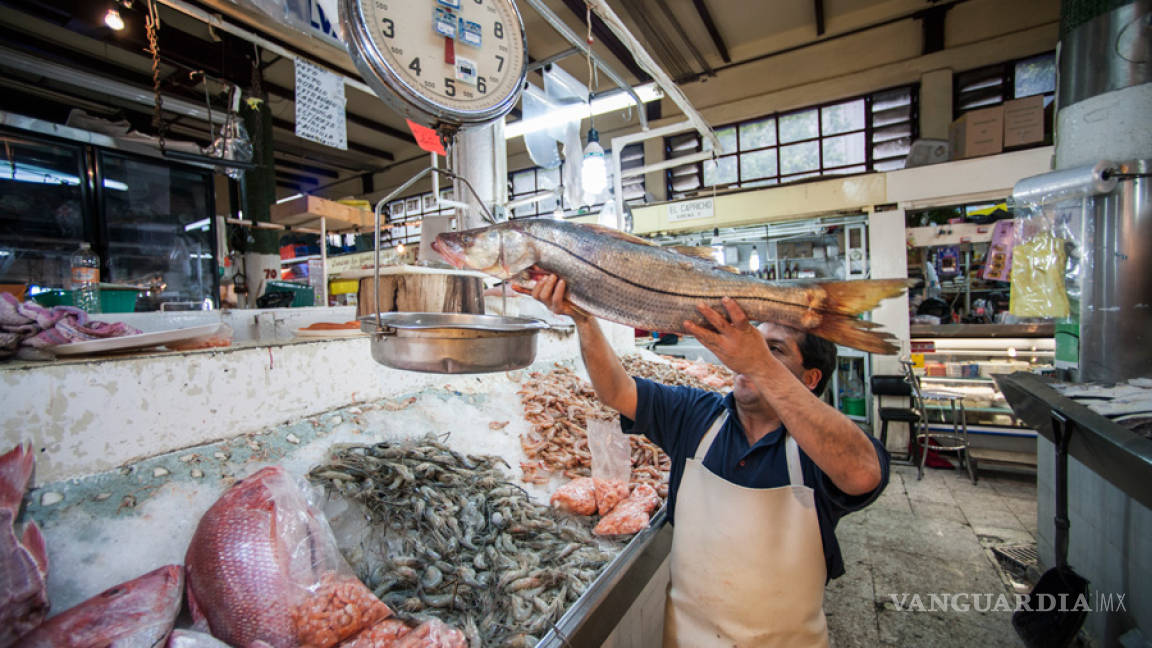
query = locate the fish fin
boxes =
[0,443,33,517]
[22,520,48,574]
[810,316,902,355]
[717,265,741,274]
[818,279,910,316]
[670,246,717,261]
[580,224,657,247]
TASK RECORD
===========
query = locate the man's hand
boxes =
[530,274,588,323]
[683,297,777,376]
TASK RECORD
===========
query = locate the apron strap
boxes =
[692,411,729,460]
[785,435,804,487]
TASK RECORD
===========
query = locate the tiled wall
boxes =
[1036,438,1152,644]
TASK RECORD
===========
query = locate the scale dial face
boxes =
[344,0,528,128]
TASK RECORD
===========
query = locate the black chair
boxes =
[871,374,919,462]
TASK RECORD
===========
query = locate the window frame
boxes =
[665,84,918,200]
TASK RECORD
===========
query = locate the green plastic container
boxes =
[265,280,315,308]
[840,396,867,417]
[31,285,140,313]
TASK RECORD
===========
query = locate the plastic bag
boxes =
[593,483,660,536]
[586,418,632,515]
[185,466,394,648]
[1010,209,1071,319]
[550,476,597,515]
[982,219,1016,282]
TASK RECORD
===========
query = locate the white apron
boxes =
[663,412,829,648]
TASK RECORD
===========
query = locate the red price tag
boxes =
[911,340,935,353]
[406,119,447,156]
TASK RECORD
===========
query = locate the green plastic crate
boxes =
[265,281,315,308]
[31,286,139,313]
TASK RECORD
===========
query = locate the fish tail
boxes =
[809,315,901,354]
[819,279,911,316]
[807,279,910,354]
[0,443,34,517]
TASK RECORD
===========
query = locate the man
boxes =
[531,275,889,648]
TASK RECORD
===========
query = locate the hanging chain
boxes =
[145,0,166,153]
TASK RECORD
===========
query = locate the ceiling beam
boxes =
[262,80,413,145]
[274,169,319,185]
[558,0,649,82]
[269,115,394,163]
[690,0,730,64]
[814,0,826,37]
[273,157,339,178]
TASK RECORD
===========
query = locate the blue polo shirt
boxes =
[620,377,890,581]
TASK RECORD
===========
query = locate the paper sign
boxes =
[406,119,448,155]
[294,59,347,150]
[667,198,714,223]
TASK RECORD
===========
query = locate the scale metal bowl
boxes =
[360,312,549,374]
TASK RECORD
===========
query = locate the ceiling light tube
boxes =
[504,82,663,139]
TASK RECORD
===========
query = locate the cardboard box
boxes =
[1003,95,1045,148]
[949,105,1004,159]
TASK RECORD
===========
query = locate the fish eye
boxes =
[102,586,123,597]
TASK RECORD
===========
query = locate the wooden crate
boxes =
[270,195,373,232]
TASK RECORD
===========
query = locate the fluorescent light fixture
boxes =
[0,163,127,190]
[276,193,303,204]
[505,83,663,139]
[184,218,211,232]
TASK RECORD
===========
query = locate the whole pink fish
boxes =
[185,466,392,648]
[16,564,183,648]
[0,443,49,648]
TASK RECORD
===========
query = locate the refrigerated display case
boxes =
[910,324,1054,465]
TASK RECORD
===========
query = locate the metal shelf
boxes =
[281,254,322,266]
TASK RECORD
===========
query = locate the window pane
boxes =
[873,122,913,143]
[538,195,557,214]
[538,167,560,190]
[779,109,818,143]
[740,148,778,180]
[739,118,776,149]
[872,86,913,112]
[1015,53,1056,98]
[704,155,738,186]
[672,176,700,192]
[821,100,865,135]
[668,133,699,154]
[873,106,911,128]
[822,133,866,167]
[512,170,535,195]
[713,126,738,154]
[780,141,819,175]
[873,137,912,160]
[873,158,906,172]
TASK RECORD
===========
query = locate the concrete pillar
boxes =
[919,68,954,141]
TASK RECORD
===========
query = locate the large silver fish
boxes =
[433,219,906,354]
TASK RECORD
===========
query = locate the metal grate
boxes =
[993,543,1039,572]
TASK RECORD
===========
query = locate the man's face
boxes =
[732,323,820,405]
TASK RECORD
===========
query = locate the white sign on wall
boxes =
[294,58,348,150]
[667,197,715,223]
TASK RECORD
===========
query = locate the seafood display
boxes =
[16,564,183,648]
[185,466,433,648]
[433,219,907,353]
[0,443,49,648]
[308,437,625,648]
[516,356,731,498]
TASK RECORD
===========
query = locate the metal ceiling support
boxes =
[154,0,375,96]
[0,44,227,125]
[691,0,730,63]
[274,169,319,185]
[273,158,339,178]
[616,0,692,81]
[648,0,713,78]
[556,0,650,81]
[584,0,718,151]
[814,0,826,36]
[917,3,953,55]
[526,47,582,73]
[261,81,412,144]
[267,115,394,162]
[519,0,648,132]
[608,119,707,230]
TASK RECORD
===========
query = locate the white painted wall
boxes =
[868,208,912,453]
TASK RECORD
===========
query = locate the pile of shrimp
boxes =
[515,356,732,498]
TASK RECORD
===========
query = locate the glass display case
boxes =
[910,327,1054,458]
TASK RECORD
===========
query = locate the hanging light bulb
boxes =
[581,127,607,202]
[104,7,125,30]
